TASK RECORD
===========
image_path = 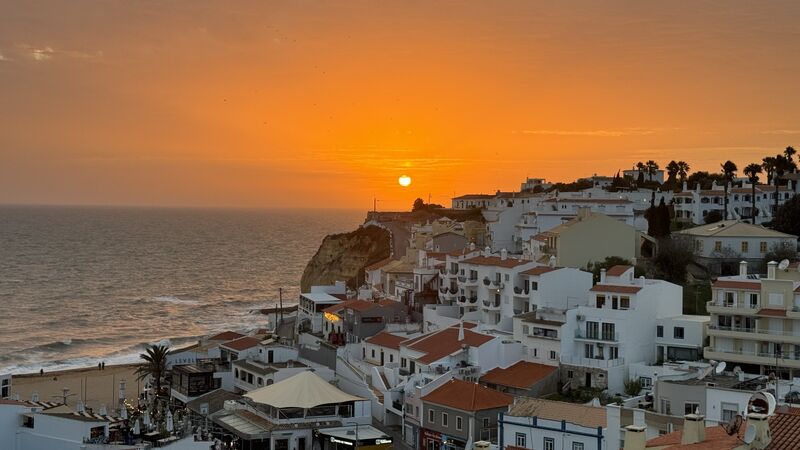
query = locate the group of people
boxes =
[98,361,106,370]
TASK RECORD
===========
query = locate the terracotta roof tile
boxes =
[758,308,787,317]
[645,425,742,449]
[590,284,642,294]
[520,266,559,276]
[221,336,261,351]
[712,280,762,290]
[480,361,556,389]
[606,265,632,276]
[364,331,409,350]
[403,324,492,364]
[461,256,531,269]
[208,331,245,341]
[769,410,800,450]
[421,379,512,412]
[507,398,606,428]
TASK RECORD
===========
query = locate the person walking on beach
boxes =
[40,368,44,376]
[101,361,105,370]
[98,362,102,370]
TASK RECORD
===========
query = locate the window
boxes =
[660,399,672,415]
[531,281,539,291]
[483,417,489,428]
[760,241,768,253]
[549,350,558,360]
[544,437,555,450]
[749,293,759,308]
[428,409,434,423]
[674,327,685,339]
[456,416,463,431]
[567,370,574,379]
[696,240,703,252]
[721,402,738,422]
[620,296,630,309]
[401,357,406,368]
[371,349,375,358]
[442,412,448,427]
[573,443,585,450]
[532,347,538,357]
[656,325,663,338]
[639,377,652,389]
[584,344,594,358]
[714,241,722,252]
[522,325,529,335]
[741,241,749,252]
[515,433,526,447]
[505,274,510,281]
[595,295,606,308]
[685,402,700,415]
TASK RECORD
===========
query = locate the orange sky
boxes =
[1,1,799,210]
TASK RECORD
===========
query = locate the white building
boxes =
[673,182,798,225]
[623,168,665,184]
[297,282,346,335]
[499,398,607,450]
[559,266,695,393]
[676,220,797,275]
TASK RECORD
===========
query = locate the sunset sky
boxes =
[1,1,799,210]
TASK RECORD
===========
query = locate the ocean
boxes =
[0,206,364,374]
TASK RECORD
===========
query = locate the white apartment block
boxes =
[560,266,691,393]
[705,260,800,378]
[673,181,798,225]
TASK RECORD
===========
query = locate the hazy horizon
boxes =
[2,1,800,209]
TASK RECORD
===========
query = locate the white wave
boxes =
[61,338,72,345]
[150,295,200,306]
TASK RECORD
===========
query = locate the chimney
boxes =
[740,261,748,277]
[484,246,491,257]
[501,248,508,260]
[623,425,647,450]
[748,413,772,449]
[681,414,706,445]
[600,268,607,284]
[548,255,556,268]
[767,261,777,279]
[639,275,646,286]
[469,242,476,251]
[458,321,465,341]
[682,180,688,191]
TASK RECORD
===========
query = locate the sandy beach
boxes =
[10,364,144,413]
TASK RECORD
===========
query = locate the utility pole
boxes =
[279,288,283,327]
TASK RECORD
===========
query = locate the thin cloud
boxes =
[0,52,9,62]
[17,44,102,62]
[762,129,800,135]
[518,128,659,137]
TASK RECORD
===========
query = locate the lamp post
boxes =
[345,421,359,450]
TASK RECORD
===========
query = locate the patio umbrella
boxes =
[143,409,151,427]
[133,419,141,435]
[166,410,174,433]
[120,406,128,420]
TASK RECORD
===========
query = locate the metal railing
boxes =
[575,330,619,342]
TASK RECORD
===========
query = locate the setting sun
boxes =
[398,175,412,187]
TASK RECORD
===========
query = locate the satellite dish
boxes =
[779,259,790,271]
[716,361,727,374]
[697,366,713,380]
[743,424,756,444]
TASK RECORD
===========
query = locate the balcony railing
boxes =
[458,276,467,282]
[491,280,504,289]
[560,355,625,368]
[706,300,760,310]
[709,324,800,338]
[575,330,619,342]
[468,296,478,304]
[513,286,530,296]
[483,277,491,286]
[705,346,800,361]
[482,300,500,309]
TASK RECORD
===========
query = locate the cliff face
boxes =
[300,225,391,292]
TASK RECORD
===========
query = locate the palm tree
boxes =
[762,156,777,184]
[135,344,170,399]
[785,146,797,171]
[773,154,792,215]
[666,160,679,187]
[645,160,660,182]
[720,160,738,220]
[743,163,762,223]
[677,161,690,185]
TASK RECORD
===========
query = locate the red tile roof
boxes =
[365,258,393,272]
[520,266,559,276]
[769,410,800,450]
[606,265,632,276]
[208,331,246,341]
[461,256,531,269]
[590,284,642,294]
[480,361,557,389]
[645,424,742,449]
[402,324,492,364]
[323,299,385,314]
[758,308,787,317]
[221,336,261,351]
[712,280,762,290]
[422,379,513,412]
[364,331,409,350]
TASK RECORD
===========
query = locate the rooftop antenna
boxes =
[778,259,790,271]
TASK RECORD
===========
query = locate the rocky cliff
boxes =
[300,225,391,292]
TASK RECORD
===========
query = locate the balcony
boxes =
[706,300,760,316]
[491,280,505,289]
[483,277,491,286]
[560,355,625,368]
[575,330,619,342]
[458,276,479,287]
[704,346,800,369]
[458,275,467,283]
[708,324,800,344]
[481,299,500,310]
[513,286,530,297]
[788,305,800,319]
